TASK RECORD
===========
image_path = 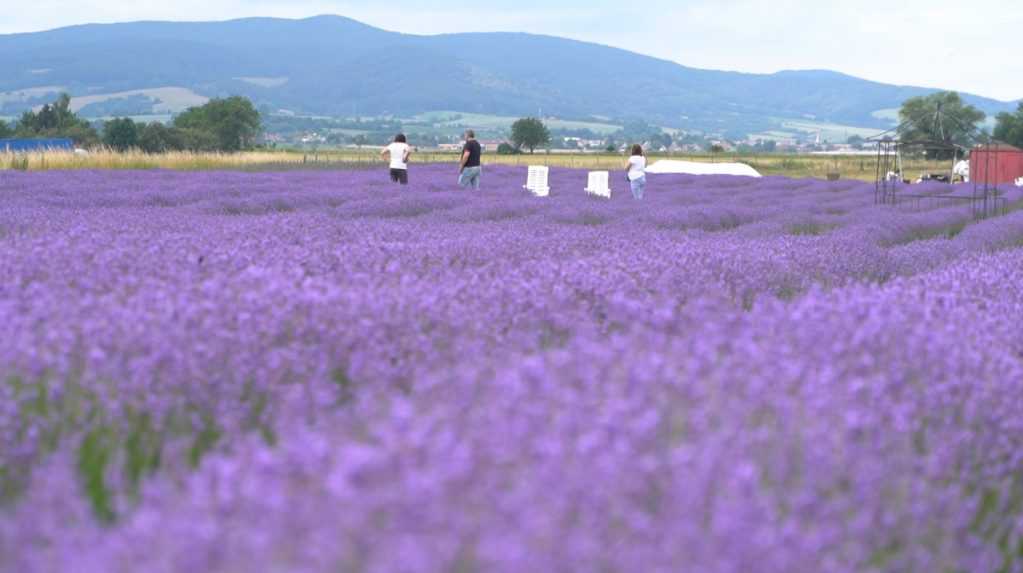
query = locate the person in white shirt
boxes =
[624,144,647,199]
[381,133,412,185]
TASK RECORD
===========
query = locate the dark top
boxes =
[462,140,482,168]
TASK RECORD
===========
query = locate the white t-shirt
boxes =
[385,142,411,170]
[628,155,647,181]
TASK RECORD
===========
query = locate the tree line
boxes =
[3,91,1023,154]
[896,91,1023,155]
[0,94,97,145]
[0,94,262,153]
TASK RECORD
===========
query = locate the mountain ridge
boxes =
[1,15,1016,136]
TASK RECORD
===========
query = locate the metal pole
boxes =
[875,142,882,204]
[982,143,991,218]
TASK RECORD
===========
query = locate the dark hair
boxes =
[394,133,407,143]
[465,129,475,139]
[630,144,644,157]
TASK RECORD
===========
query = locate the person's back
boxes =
[463,140,481,168]
[382,134,412,185]
[458,130,483,189]
[625,145,647,199]
[628,154,646,181]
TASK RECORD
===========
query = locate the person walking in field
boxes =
[625,144,647,199]
[458,130,482,189]
[381,133,412,185]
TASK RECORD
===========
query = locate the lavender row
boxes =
[5,248,1023,572]
[2,166,1023,572]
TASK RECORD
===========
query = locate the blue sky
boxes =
[4,0,1021,101]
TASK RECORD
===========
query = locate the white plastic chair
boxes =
[585,171,611,198]
[523,166,550,197]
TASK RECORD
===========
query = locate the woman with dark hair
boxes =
[625,144,647,199]
[381,133,412,185]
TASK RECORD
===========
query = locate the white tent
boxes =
[646,160,762,178]
[954,160,970,182]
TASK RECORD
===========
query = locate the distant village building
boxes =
[299,133,326,145]
[709,140,736,152]
[562,137,605,150]
[478,140,504,152]
[438,140,505,152]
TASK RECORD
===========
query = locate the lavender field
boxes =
[2,164,1023,572]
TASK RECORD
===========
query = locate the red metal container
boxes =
[970,143,1023,185]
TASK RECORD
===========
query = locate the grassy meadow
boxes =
[0,148,949,181]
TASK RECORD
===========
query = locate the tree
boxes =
[138,122,184,154]
[994,103,1023,149]
[0,120,11,139]
[847,135,865,150]
[898,92,984,159]
[510,117,550,153]
[14,93,99,146]
[173,96,261,152]
[66,125,102,147]
[102,118,140,151]
[496,142,520,155]
[176,128,219,152]
[647,132,673,151]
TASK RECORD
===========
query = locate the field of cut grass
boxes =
[0,86,66,106]
[0,148,951,181]
[67,87,209,114]
[749,119,884,144]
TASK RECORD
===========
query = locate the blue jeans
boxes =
[630,175,646,199]
[459,166,481,189]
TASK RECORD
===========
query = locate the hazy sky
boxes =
[4,0,1021,101]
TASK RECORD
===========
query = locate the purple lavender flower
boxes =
[1,165,1022,572]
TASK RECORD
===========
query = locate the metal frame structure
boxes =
[869,103,1008,219]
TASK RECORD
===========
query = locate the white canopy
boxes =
[646,160,762,178]
[954,160,970,181]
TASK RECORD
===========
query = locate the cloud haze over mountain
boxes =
[2,0,1021,101]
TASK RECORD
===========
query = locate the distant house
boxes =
[437,141,504,152]
[563,137,605,150]
[0,138,74,153]
[479,140,504,152]
[709,140,736,152]
[299,133,326,144]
